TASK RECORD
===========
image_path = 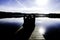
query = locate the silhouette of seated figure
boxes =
[14,15,35,40]
[43,24,60,40]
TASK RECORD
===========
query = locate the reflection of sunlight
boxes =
[30,26,45,40]
[0,18,24,23]
[39,26,46,35]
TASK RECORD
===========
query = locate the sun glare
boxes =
[35,0,48,6]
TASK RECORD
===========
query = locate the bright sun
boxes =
[35,0,48,6]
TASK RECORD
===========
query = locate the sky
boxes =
[0,0,60,13]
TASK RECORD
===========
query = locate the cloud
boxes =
[0,0,60,13]
[47,0,60,13]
